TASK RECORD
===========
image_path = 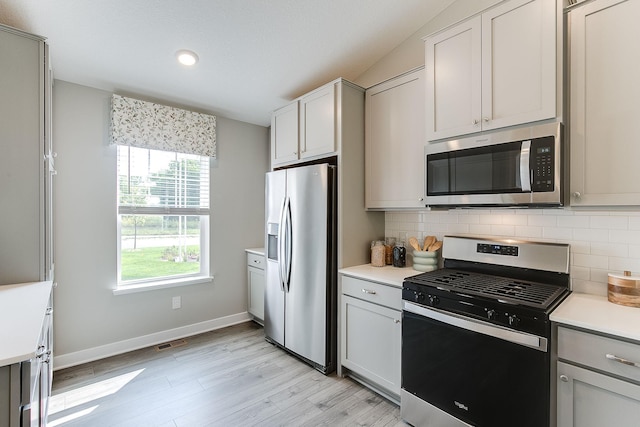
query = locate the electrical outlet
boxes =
[172,296,181,309]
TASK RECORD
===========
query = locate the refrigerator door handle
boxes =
[277,197,288,292]
[284,198,293,292]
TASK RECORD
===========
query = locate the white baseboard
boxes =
[53,311,252,370]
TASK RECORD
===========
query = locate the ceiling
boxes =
[0,0,453,127]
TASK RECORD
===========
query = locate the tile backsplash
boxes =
[385,208,640,296]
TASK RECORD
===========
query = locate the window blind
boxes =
[118,146,210,216]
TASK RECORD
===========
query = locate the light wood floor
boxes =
[50,321,404,426]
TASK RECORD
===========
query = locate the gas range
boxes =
[401,235,571,427]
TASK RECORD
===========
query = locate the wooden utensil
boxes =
[428,241,443,252]
[408,236,421,252]
[423,236,436,251]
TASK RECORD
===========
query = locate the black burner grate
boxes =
[410,268,565,309]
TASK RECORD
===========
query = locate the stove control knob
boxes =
[415,292,426,303]
[428,295,440,306]
[486,309,496,320]
[508,315,521,327]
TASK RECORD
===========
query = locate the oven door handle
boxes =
[403,301,548,352]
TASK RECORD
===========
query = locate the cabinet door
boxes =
[271,102,299,167]
[299,83,336,159]
[569,0,640,206]
[341,295,401,396]
[557,361,640,427]
[366,68,426,209]
[0,28,45,285]
[425,16,481,141]
[481,0,556,131]
[247,266,265,323]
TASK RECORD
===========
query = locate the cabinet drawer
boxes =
[342,276,401,311]
[247,253,265,270]
[558,326,640,383]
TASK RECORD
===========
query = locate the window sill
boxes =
[113,275,214,295]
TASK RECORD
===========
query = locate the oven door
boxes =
[401,301,550,427]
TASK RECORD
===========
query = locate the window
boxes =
[117,145,210,288]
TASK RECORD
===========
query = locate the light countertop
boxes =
[0,280,53,366]
[339,264,422,288]
[551,292,640,343]
[246,247,265,256]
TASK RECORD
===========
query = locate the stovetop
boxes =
[407,268,567,310]
[402,235,571,335]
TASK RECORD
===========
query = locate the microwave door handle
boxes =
[520,140,532,192]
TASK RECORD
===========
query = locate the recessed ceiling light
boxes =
[176,50,199,66]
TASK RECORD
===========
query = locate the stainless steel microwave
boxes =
[425,122,563,208]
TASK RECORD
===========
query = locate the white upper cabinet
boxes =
[569,0,640,206]
[271,80,340,168]
[426,16,482,141]
[299,83,336,160]
[271,101,299,166]
[365,67,426,209]
[425,0,557,141]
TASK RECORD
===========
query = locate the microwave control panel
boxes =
[530,136,554,192]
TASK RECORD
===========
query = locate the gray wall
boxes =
[355,0,501,88]
[52,80,269,366]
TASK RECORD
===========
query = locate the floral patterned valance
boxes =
[110,94,216,158]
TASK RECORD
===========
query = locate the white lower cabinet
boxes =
[246,251,265,324]
[557,326,640,426]
[340,276,401,401]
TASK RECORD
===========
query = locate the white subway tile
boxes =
[628,245,640,258]
[629,216,640,230]
[571,279,608,296]
[590,215,628,230]
[565,240,590,254]
[590,268,610,283]
[490,225,515,236]
[557,215,590,228]
[569,265,590,280]
[514,226,543,238]
[480,214,502,225]
[609,257,640,272]
[469,224,492,235]
[590,242,628,257]
[458,214,480,224]
[447,223,470,234]
[610,229,640,244]
[502,214,528,226]
[529,215,558,227]
[542,227,573,240]
[572,228,609,243]
[573,253,608,269]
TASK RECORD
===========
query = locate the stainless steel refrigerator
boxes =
[264,162,337,374]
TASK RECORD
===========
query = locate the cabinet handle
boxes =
[573,191,581,199]
[473,119,479,125]
[483,117,490,122]
[394,319,401,324]
[560,374,569,382]
[361,289,377,295]
[418,197,424,202]
[606,353,640,368]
